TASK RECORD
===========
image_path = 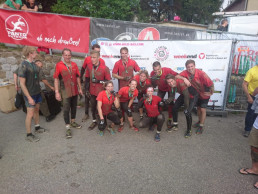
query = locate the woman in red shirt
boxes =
[138,87,165,142]
[97,81,121,136]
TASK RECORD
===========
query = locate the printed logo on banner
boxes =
[5,15,29,40]
[154,46,169,61]
[177,67,184,71]
[115,32,136,40]
[174,54,197,59]
[138,27,160,40]
[212,78,223,83]
[199,53,205,59]
[238,46,249,52]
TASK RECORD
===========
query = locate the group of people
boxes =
[16,45,215,143]
[3,0,38,11]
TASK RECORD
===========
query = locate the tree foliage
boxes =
[51,0,139,21]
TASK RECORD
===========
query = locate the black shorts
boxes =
[196,98,209,108]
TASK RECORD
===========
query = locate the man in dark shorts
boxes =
[80,44,105,122]
[166,74,198,138]
[85,50,111,130]
[54,48,83,139]
[18,46,45,142]
[112,47,140,89]
[116,79,139,132]
[179,59,214,134]
[150,61,191,128]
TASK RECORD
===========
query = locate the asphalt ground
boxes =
[0,107,257,194]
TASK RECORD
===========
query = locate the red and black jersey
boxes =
[168,79,188,95]
[96,90,115,116]
[150,67,177,92]
[118,86,138,103]
[86,61,111,96]
[82,56,105,77]
[143,95,162,117]
[180,69,213,100]
[133,74,152,94]
[112,58,140,88]
[53,61,80,98]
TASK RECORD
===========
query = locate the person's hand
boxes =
[79,89,83,96]
[127,107,132,117]
[28,97,35,105]
[203,92,212,97]
[247,95,254,104]
[123,76,130,81]
[116,107,123,119]
[164,97,173,105]
[85,91,91,99]
[55,92,62,101]
[183,78,191,87]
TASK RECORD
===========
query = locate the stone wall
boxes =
[0,46,84,85]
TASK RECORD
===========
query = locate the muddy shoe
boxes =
[88,122,97,130]
[118,124,124,132]
[26,134,40,142]
[71,122,82,129]
[167,120,173,128]
[196,126,203,134]
[82,114,89,122]
[192,121,200,128]
[66,129,72,139]
[184,130,192,138]
[35,126,47,133]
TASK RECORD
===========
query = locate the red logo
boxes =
[199,53,205,59]
[138,27,160,40]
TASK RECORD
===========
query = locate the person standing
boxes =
[3,0,22,9]
[242,62,258,137]
[18,46,45,142]
[165,74,198,137]
[112,47,140,89]
[132,70,152,119]
[54,48,83,139]
[138,87,165,142]
[180,59,214,134]
[85,50,111,130]
[80,44,105,122]
[150,61,191,128]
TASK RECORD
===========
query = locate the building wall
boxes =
[247,0,258,11]
[225,0,246,11]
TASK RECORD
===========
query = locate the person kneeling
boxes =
[138,87,165,142]
[97,81,122,136]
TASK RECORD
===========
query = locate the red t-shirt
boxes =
[150,67,178,92]
[133,74,152,94]
[112,58,140,88]
[53,61,80,98]
[96,90,115,116]
[168,79,188,95]
[86,61,111,96]
[118,86,138,103]
[180,69,213,99]
[82,56,105,77]
[144,95,161,117]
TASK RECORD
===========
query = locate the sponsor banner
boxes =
[90,18,196,46]
[99,40,232,107]
[0,9,90,53]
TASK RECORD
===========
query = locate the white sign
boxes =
[99,40,233,107]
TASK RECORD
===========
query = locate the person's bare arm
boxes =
[175,74,191,87]
[112,73,125,80]
[54,78,61,101]
[3,3,12,9]
[97,101,104,120]
[13,73,19,91]
[77,77,83,96]
[42,79,54,91]
[242,80,253,104]
[11,0,21,9]
[128,97,135,108]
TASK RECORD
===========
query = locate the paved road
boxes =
[0,108,257,194]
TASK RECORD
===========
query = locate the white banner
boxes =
[99,40,233,107]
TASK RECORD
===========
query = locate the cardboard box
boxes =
[0,83,17,113]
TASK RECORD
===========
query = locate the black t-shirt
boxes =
[25,1,38,9]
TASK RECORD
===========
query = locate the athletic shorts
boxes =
[249,128,258,148]
[197,98,209,108]
[24,93,42,108]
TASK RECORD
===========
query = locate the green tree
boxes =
[51,0,140,21]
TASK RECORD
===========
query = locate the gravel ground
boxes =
[0,107,257,194]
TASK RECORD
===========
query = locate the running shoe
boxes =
[108,126,115,135]
[35,126,47,133]
[82,114,89,122]
[118,124,124,132]
[71,122,82,129]
[99,130,104,136]
[66,129,72,139]
[88,122,97,130]
[192,121,200,128]
[196,126,203,134]
[154,133,160,142]
[184,130,192,138]
[131,125,139,132]
[26,134,40,142]
[167,120,173,128]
